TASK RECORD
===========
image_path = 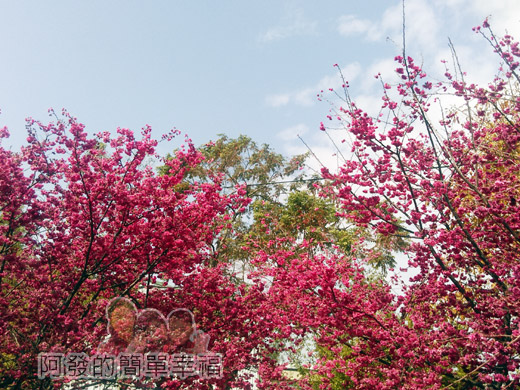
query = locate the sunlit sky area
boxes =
[1,0,520,165]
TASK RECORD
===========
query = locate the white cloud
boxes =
[432,0,520,36]
[265,94,290,107]
[471,0,520,37]
[375,0,520,54]
[337,0,440,50]
[259,9,317,43]
[337,15,381,41]
[293,88,315,107]
[265,62,362,108]
[277,123,309,142]
[399,0,440,49]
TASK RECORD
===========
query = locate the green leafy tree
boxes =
[161,134,308,268]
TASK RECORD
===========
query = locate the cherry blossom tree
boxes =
[3,19,520,390]
[309,21,520,388]
[0,113,287,389]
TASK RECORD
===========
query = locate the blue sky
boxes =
[1,0,519,164]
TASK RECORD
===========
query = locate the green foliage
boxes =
[160,134,403,278]
[161,134,307,198]
[160,134,308,266]
[246,189,354,256]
